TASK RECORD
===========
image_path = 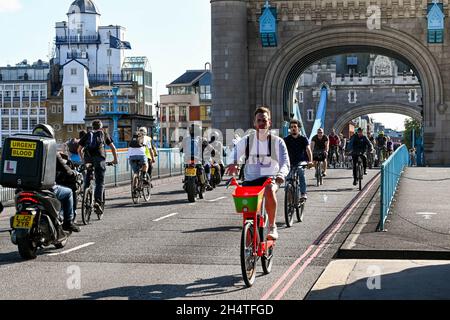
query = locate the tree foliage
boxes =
[403,118,421,149]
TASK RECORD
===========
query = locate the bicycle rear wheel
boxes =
[142,173,151,202]
[81,188,93,225]
[284,183,295,228]
[241,221,258,288]
[262,244,274,275]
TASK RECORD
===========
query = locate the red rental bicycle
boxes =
[228,177,275,287]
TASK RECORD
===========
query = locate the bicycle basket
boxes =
[232,186,265,214]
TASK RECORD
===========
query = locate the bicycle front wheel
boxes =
[358,164,363,191]
[241,221,258,288]
[131,175,140,205]
[284,183,295,228]
[81,188,93,225]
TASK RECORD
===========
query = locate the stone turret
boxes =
[211,0,250,138]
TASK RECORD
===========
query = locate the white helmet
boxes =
[139,127,148,135]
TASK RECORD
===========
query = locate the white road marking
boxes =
[47,242,95,257]
[416,212,438,220]
[153,212,179,222]
[206,197,227,202]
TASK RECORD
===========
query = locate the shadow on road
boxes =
[154,190,186,196]
[0,251,24,266]
[183,226,241,234]
[309,188,355,193]
[80,274,245,300]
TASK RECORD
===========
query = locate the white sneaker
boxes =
[268,225,279,241]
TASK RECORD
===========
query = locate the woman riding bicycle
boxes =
[226,107,290,241]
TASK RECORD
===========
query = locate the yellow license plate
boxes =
[185,168,197,177]
[13,214,35,229]
[211,168,216,175]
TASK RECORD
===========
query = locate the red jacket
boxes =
[329,134,340,147]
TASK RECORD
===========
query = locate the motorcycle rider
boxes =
[32,124,80,233]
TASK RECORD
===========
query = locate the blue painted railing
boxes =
[0,148,184,204]
[379,145,409,231]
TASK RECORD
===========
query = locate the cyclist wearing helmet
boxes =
[32,125,80,233]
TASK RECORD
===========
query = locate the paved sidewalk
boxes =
[308,167,450,299]
[308,259,450,300]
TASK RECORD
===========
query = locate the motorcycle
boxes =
[183,162,207,203]
[209,161,222,189]
[9,190,71,260]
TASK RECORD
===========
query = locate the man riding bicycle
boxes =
[78,120,118,215]
[227,106,290,241]
[328,129,341,166]
[375,131,388,166]
[284,119,313,200]
[347,128,373,186]
[311,128,329,177]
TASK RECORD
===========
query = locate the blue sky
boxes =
[0,0,406,130]
[0,0,211,101]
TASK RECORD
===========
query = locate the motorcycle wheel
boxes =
[17,233,37,260]
[186,181,196,203]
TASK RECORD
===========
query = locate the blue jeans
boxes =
[288,166,307,196]
[129,155,147,174]
[52,185,74,224]
[84,156,106,204]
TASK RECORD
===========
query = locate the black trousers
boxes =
[352,154,367,180]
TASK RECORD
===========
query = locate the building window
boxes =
[71,105,77,112]
[298,91,304,103]
[107,49,112,57]
[179,106,187,122]
[428,30,444,44]
[200,106,211,121]
[67,125,73,133]
[89,106,94,114]
[57,106,62,114]
[169,106,176,122]
[200,85,212,100]
[409,89,418,103]
[348,90,357,104]
[71,68,77,75]
[71,87,77,94]
[161,107,167,122]
[307,109,314,122]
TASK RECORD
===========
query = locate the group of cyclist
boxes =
[223,106,401,242]
[55,108,392,246]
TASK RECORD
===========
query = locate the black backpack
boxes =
[86,131,104,154]
[129,131,145,148]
